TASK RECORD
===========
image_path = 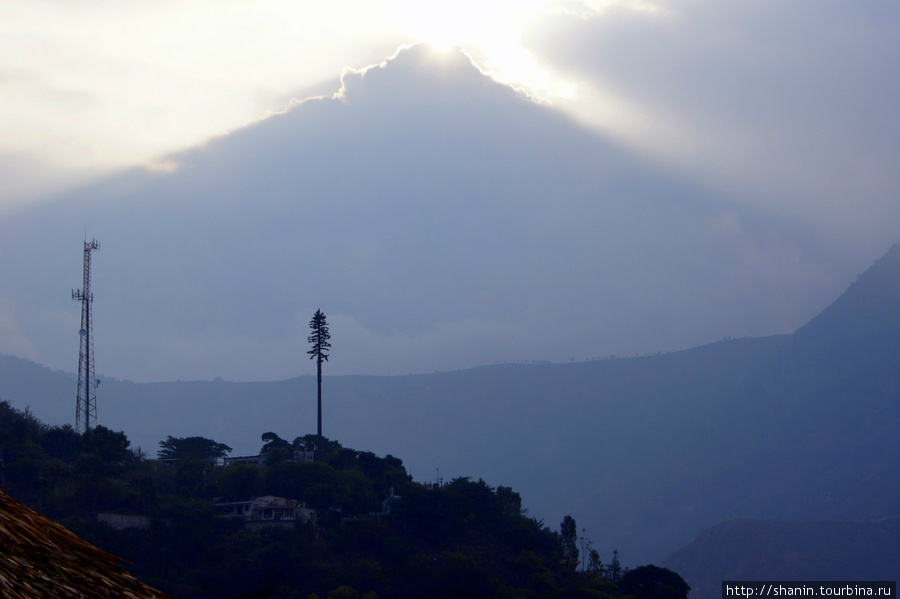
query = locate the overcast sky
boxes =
[1,1,899,383]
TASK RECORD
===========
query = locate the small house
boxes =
[215,495,314,528]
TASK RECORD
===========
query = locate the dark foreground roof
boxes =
[0,489,172,598]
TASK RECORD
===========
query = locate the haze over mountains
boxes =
[0,43,878,384]
[1,39,899,593]
[3,238,900,594]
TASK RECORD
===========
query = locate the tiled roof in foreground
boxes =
[0,489,173,598]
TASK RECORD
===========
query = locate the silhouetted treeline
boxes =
[0,400,688,598]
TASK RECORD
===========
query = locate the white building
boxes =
[214,495,314,528]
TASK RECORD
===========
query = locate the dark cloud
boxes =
[524,1,900,241]
[0,43,874,382]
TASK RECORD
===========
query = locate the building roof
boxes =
[0,489,173,598]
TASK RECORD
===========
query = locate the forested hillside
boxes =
[0,401,686,598]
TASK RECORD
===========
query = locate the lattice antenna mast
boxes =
[72,238,100,434]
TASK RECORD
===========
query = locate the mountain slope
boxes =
[2,240,900,568]
[719,242,900,521]
[795,241,900,342]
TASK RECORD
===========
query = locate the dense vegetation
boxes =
[0,400,687,598]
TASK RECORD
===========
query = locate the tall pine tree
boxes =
[308,309,331,441]
[560,515,579,569]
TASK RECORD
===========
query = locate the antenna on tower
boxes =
[72,238,100,434]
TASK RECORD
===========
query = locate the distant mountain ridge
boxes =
[0,335,794,558]
[2,239,900,580]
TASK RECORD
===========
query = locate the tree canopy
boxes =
[157,436,232,462]
[620,565,691,599]
[307,309,331,364]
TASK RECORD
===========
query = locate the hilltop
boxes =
[0,400,685,598]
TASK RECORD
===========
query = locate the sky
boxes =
[1,1,900,383]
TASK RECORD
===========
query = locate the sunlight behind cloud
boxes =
[396,0,548,50]
[391,0,578,103]
[0,0,408,194]
[3,0,898,253]
[0,0,636,188]
[0,0,565,198]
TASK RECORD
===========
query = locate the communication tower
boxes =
[72,238,100,434]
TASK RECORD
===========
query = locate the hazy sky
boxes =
[1,1,899,382]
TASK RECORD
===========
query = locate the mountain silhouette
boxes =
[3,238,899,573]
